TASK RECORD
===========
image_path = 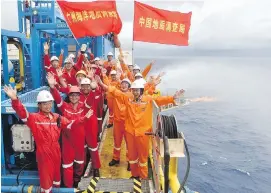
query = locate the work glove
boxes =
[80,44,87,54]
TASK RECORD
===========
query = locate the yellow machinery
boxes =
[7,40,24,91]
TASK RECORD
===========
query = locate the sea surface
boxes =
[136,56,271,193]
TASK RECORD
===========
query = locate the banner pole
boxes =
[132,0,136,65]
[56,1,80,46]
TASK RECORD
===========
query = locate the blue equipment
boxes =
[1,1,115,192]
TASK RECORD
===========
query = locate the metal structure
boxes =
[1,1,194,193]
[1,0,115,192]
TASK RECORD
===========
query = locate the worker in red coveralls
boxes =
[94,59,105,135]
[47,73,91,188]
[68,53,76,62]
[80,78,101,177]
[43,42,61,84]
[88,63,104,141]
[61,50,84,86]
[3,85,93,193]
[43,43,86,85]
[57,70,87,94]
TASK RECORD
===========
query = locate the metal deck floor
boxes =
[78,125,151,192]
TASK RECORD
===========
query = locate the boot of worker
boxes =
[109,159,120,166]
[130,176,140,181]
[127,162,131,171]
[93,169,100,177]
[73,161,84,186]
[73,181,79,189]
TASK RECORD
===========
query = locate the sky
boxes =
[1,0,271,57]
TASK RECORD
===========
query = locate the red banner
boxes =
[133,1,192,46]
[57,0,122,38]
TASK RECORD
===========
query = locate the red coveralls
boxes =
[81,89,101,170]
[50,88,86,188]
[62,55,84,86]
[94,70,105,139]
[44,54,60,84]
[11,99,76,193]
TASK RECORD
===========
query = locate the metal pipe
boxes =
[1,185,76,193]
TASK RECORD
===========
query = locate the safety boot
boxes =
[93,169,100,177]
[73,181,79,188]
[107,123,113,128]
[127,162,131,171]
[109,159,120,166]
[130,176,140,181]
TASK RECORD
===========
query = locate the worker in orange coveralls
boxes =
[103,52,114,76]
[106,78,133,171]
[103,70,121,128]
[3,85,92,193]
[47,73,92,188]
[98,79,184,179]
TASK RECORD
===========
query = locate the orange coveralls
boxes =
[103,75,120,125]
[109,87,175,179]
[111,89,133,161]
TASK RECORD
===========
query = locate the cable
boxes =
[160,115,190,193]
[16,162,32,185]
[178,139,190,193]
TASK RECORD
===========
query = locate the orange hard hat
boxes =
[76,70,87,77]
[68,86,81,94]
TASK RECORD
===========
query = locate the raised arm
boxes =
[153,89,185,107]
[47,72,67,112]
[58,49,64,67]
[60,109,94,130]
[4,85,35,131]
[43,42,51,71]
[142,60,155,78]
[74,44,87,71]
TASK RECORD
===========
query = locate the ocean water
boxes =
[136,56,271,193]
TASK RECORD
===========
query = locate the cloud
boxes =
[1,1,19,31]
[116,0,271,53]
[2,0,271,56]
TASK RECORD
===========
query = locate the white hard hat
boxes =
[81,78,91,85]
[131,80,144,89]
[94,57,100,61]
[127,63,134,66]
[50,56,59,62]
[138,78,147,85]
[121,78,131,85]
[64,58,72,64]
[133,65,140,70]
[107,52,114,56]
[68,54,75,59]
[36,90,54,102]
[110,70,117,75]
[135,73,143,78]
